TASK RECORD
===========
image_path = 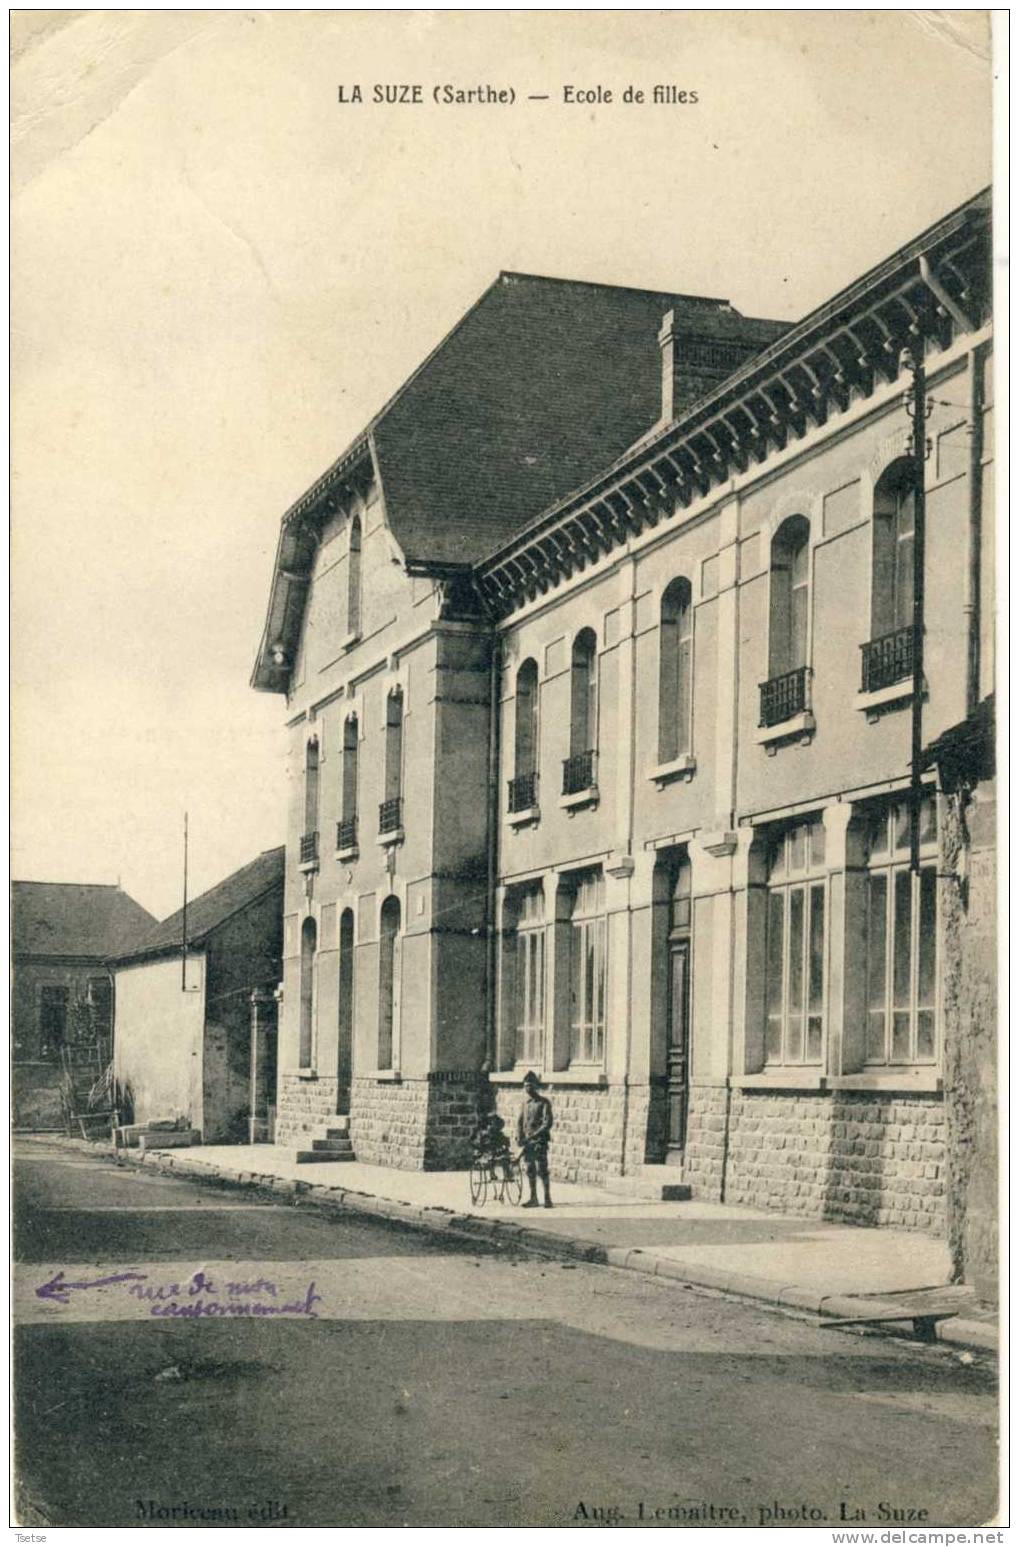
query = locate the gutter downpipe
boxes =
[919,253,984,716]
[965,344,986,717]
[618,552,639,1178]
[484,632,502,1069]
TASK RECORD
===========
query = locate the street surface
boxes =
[13,1138,998,1528]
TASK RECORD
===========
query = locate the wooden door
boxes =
[666,941,690,1155]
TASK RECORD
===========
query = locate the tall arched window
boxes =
[872,459,916,636]
[301,738,320,865]
[378,896,401,1071]
[565,629,598,793]
[510,658,539,812]
[380,690,403,835]
[761,515,811,728]
[863,460,917,693]
[658,578,694,763]
[768,515,811,677]
[338,715,358,850]
[299,916,317,1069]
[337,908,355,1106]
[347,515,362,638]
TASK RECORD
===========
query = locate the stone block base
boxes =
[704,1087,947,1232]
[492,1080,645,1186]
[274,1074,340,1149]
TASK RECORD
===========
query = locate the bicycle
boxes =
[469,1145,524,1207]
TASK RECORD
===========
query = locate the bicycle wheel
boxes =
[503,1159,523,1206]
[469,1160,487,1207]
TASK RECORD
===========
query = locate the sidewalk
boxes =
[92,1139,992,1354]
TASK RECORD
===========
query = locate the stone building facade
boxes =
[12,882,155,1129]
[252,191,995,1243]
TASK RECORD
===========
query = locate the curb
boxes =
[23,1137,998,1354]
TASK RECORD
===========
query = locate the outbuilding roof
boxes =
[114,846,285,964]
[12,882,157,960]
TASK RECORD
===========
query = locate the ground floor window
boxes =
[378,896,401,1071]
[568,870,606,1065]
[862,795,938,1066]
[764,816,826,1067]
[513,884,545,1066]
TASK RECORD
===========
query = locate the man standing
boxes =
[517,1070,554,1209]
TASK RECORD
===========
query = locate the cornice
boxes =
[476,192,990,620]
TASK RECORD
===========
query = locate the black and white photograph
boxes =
[10,9,1003,1533]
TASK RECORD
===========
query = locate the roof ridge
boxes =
[497,270,732,307]
[13,879,122,889]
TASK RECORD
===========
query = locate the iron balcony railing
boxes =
[562,750,597,795]
[860,625,915,693]
[759,665,809,728]
[299,830,319,865]
[378,796,403,836]
[336,816,358,852]
[507,771,539,813]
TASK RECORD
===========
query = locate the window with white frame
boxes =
[513,884,545,1066]
[339,715,358,839]
[658,577,694,762]
[565,629,598,792]
[378,895,401,1071]
[764,816,826,1067]
[871,459,916,638]
[509,658,540,812]
[299,916,317,1068]
[768,514,810,678]
[862,795,938,1066]
[347,514,362,636]
[568,870,607,1065]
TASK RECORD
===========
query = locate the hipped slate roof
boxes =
[252,274,787,689]
[114,846,285,965]
[12,883,157,960]
[367,275,785,567]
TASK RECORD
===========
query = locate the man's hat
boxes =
[521,1070,541,1087]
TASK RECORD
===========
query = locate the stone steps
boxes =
[602,1164,692,1201]
[277,1147,357,1165]
[277,1114,355,1164]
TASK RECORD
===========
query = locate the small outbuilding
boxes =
[111,846,284,1143]
[12,881,156,1129]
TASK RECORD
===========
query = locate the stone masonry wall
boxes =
[684,1085,730,1201]
[724,1090,947,1232]
[493,1082,630,1185]
[941,783,997,1300]
[275,1074,338,1147]
[348,1077,430,1169]
[421,1074,478,1170]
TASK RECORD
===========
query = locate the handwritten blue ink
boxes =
[149,1283,321,1319]
[35,1270,148,1303]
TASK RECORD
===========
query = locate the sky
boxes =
[11,11,993,919]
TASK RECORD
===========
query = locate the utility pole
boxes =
[181,811,189,991]
[904,345,931,875]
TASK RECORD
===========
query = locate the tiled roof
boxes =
[922,695,995,785]
[12,882,157,959]
[116,846,284,962]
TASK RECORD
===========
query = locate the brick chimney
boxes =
[658,306,781,426]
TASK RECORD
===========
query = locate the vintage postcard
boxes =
[11,9,1001,1534]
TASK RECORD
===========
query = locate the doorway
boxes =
[654,849,692,1164]
[666,939,690,1158]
